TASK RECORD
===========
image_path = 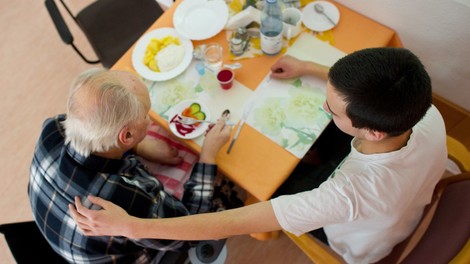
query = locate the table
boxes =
[112,0,402,202]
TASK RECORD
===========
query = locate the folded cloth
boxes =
[140,123,245,210]
[138,123,198,200]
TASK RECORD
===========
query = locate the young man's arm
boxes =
[70,196,282,240]
[270,55,330,80]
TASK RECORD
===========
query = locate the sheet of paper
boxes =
[245,75,332,158]
[244,34,346,158]
[285,33,346,67]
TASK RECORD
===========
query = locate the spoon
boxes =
[176,115,235,126]
[314,4,336,26]
[223,62,242,70]
[200,62,242,73]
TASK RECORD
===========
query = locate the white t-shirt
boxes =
[271,105,447,264]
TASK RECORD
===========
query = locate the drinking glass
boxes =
[203,43,223,72]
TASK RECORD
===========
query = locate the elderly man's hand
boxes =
[200,117,232,164]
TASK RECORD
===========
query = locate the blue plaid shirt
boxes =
[28,115,217,263]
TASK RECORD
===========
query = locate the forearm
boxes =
[133,139,147,156]
[199,152,216,164]
[302,60,330,80]
[133,138,171,161]
[129,201,281,240]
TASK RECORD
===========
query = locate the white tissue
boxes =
[225,6,261,30]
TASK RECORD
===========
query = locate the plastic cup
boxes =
[217,68,235,90]
[282,7,303,39]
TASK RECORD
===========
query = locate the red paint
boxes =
[217,69,234,90]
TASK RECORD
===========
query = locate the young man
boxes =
[28,69,232,263]
[69,48,447,263]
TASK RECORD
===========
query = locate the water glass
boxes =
[203,43,223,72]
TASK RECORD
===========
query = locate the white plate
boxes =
[167,100,211,139]
[173,0,229,40]
[132,28,193,81]
[302,1,340,32]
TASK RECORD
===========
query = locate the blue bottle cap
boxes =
[195,62,205,75]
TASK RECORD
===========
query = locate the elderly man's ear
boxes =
[118,126,137,147]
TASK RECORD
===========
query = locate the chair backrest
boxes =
[45,0,164,68]
[0,221,68,264]
[447,135,470,173]
[376,172,470,264]
[401,173,470,263]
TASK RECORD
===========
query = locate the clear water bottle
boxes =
[260,0,283,55]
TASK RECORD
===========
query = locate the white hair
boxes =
[62,68,145,157]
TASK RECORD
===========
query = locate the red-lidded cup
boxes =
[216,68,235,90]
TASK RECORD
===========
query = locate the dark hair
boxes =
[328,48,432,136]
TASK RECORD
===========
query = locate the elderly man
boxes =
[28,69,231,263]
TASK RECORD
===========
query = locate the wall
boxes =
[334,0,470,111]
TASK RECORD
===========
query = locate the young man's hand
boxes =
[69,196,135,237]
[270,55,329,80]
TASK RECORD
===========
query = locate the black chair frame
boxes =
[45,0,164,68]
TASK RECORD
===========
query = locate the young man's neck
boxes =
[356,129,412,154]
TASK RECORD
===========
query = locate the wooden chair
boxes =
[285,135,470,264]
[45,0,163,68]
[447,135,470,173]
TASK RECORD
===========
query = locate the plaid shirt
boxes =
[28,115,217,263]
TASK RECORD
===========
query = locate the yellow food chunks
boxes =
[143,36,181,72]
